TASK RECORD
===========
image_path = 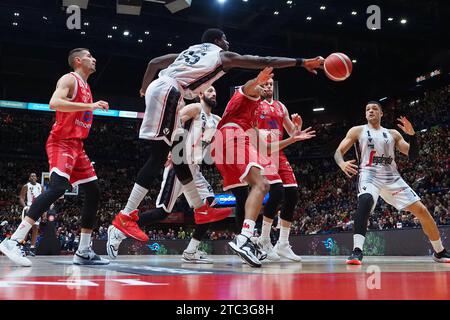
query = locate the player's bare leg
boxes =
[405,201,450,263]
[228,167,269,267]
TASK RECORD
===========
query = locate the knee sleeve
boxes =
[170,134,194,184]
[79,180,100,229]
[173,162,193,184]
[231,186,248,233]
[353,193,375,236]
[26,173,69,221]
[280,187,298,222]
[136,141,170,189]
[263,183,284,220]
[193,223,209,241]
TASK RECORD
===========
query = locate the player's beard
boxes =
[203,96,217,110]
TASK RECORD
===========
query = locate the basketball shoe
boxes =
[106,225,127,259]
[346,248,363,265]
[73,247,110,265]
[194,202,233,224]
[112,209,148,242]
[274,241,302,262]
[182,249,213,264]
[228,234,262,267]
[0,238,32,267]
[255,237,280,261]
[433,249,450,263]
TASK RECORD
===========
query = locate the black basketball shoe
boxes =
[346,248,363,265]
[433,249,450,263]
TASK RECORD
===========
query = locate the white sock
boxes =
[11,220,33,242]
[241,219,255,238]
[353,234,365,250]
[183,181,203,209]
[186,238,201,252]
[279,226,290,244]
[78,233,91,251]
[261,220,272,239]
[431,239,444,253]
[123,184,148,215]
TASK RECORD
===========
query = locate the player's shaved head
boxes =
[68,48,89,69]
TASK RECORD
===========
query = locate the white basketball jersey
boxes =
[26,182,42,206]
[358,124,399,183]
[159,43,226,99]
[186,109,220,164]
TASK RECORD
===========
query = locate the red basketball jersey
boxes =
[217,88,260,131]
[49,72,93,140]
[253,99,286,143]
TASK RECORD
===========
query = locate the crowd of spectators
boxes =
[1,83,449,248]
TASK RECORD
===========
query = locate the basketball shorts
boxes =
[156,164,215,212]
[140,76,185,146]
[264,152,298,187]
[358,172,421,211]
[212,125,280,191]
[22,207,40,226]
[46,137,97,186]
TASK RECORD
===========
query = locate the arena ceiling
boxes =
[0,0,449,122]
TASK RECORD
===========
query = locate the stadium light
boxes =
[313,107,325,112]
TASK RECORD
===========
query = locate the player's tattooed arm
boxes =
[140,53,179,96]
[334,126,362,178]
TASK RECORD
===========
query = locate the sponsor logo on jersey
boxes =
[366,151,393,166]
[75,118,92,129]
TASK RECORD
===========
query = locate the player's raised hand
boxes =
[339,159,359,178]
[397,116,415,136]
[303,56,325,75]
[256,67,274,84]
[292,127,316,142]
[291,113,303,130]
[92,100,109,111]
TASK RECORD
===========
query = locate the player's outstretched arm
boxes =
[269,127,316,154]
[220,51,324,74]
[242,67,274,98]
[49,74,109,112]
[334,126,362,178]
[140,53,179,96]
[393,116,418,160]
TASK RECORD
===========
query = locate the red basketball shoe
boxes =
[112,210,148,242]
[194,202,232,224]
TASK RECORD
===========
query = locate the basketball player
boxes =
[253,78,310,261]
[109,28,324,245]
[213,68,315,267]
[0,48,109,267]
[107,86,231,263]
[334,101,450,264]
[19,173,43,256]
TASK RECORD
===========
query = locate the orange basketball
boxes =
[324,52,353,81]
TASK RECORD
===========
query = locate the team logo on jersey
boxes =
[383,132,388,138]
[83,111,92,122]
[163,128,170,135]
